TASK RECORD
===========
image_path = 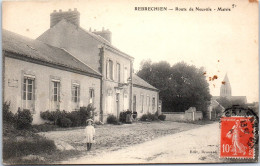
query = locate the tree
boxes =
[137,61,211,116]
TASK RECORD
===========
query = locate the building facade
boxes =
[3,9,160,123]
[132,74,160,117]
[3,30,101,124]
[37,9,154,122]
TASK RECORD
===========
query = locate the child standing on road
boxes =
[85,119,95,151]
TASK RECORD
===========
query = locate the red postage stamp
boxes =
[220,116,255,159]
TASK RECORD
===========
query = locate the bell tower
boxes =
[220,73,232,97]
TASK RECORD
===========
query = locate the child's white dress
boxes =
[84,125,95,143]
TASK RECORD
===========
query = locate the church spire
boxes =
[220,73,232,97]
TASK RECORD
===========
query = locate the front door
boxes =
[116,93,120,118]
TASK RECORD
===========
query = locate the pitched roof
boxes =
[132,74,159,91]
[210,99,225,109]
[37,19,134,60]
[2,29,101,77]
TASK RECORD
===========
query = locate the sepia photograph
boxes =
[1,0,259,164]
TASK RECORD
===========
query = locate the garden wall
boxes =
[164,110,203,121]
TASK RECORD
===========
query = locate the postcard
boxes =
[2,0,259,164]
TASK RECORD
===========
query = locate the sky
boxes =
[2,0,259,102]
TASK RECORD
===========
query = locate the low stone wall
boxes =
[164,112,186,121]
[195,111,203,120]
[163,110,203,121]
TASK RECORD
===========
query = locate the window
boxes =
[23,75,35,113]
[106,59,114,80]
[116,63,120,82]
[23,77,34,101]
[89,89,94,104]
[124,67,128,83]
[72,84,80,103]
[152,97,156,111]
[147,96,150,112]
[52,81,60,102]
[51,80,60,110]
[141,94,144,113]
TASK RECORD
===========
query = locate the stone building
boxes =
[3,29,101,124]
[3,8,160,123]
[132,74,160,116]
[207,100,225,120]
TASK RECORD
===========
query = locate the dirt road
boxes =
[63,122,225,164]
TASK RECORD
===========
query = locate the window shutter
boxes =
[71,85,74,102]
[58,82,61,102]
[51,82,54,101]
[78,86,80,103]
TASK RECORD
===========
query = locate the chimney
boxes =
[50,8,80,28]
[93,28,112,43]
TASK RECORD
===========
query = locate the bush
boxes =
[40,110,52,121]
[148,113,158,121]
[52,110,67,125]
[59,118,72,128]
[140,114,148,121]
[119,110,132,123]
[40,109,66,125]
[15,108,33,130]
[107,115,118,124]
[158,114,166,121]
[66,111,81,127]
[79,105,95,125]
[140,113,158,121]
[132,111,138,119]
[40,104,95,127]
[3,101,15,124]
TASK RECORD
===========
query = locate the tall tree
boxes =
[137,60,211,116]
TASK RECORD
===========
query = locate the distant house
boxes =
[2,29,101,124]
[207,100,225,120]
[132,74,160,116]
[246,102,259,116]
[3,8,160,123]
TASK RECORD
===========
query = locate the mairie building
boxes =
[3,8,160,124]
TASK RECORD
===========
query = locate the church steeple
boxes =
[220,73,232,97]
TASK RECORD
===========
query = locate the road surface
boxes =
[62,122,224,164]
